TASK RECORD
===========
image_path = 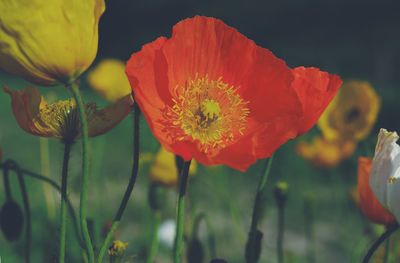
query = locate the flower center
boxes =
[163,76,250,154]
[39,100,96,143]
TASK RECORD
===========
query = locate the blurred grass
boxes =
[0,71,396,263]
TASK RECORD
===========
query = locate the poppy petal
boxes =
[291,67,342,134]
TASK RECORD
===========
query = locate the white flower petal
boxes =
[370,128,400,222]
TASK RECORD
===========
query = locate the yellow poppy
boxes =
[296,136,356,168]
[0,0,105,85]
[88,59,131,102]
[150,147,197,187]
[4,86,133,143]
[318,80,380,141]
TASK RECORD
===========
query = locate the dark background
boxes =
[98,0,400,131]
[1,1,400,262]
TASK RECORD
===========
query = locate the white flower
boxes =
[158,219,176,248]
[370,128,400,223]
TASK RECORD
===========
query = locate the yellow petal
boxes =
[0,0,105,85]
[318,80,380,141]
[88,59,131,102]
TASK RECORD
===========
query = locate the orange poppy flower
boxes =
[357,157,396,226]
[4,86,133,143]
[126,16,342,171]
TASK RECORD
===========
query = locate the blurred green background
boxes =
[1,0,400,262]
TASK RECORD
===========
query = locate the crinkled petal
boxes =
[4,86,55,137]
[88,94,133,137]
[291,67,342,134]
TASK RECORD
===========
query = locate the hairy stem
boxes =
[0,161,83,247]
[69,82,94,262]
[362,224,399,263]
[246,156,274,263]
[174,160,192,263]
[97,103,140,263]
[146,211,161,263]
[59,142,73,263]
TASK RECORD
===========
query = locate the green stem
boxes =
[277,202,284,263]
[147,211,161,263]
[384,232,391,263]
[192,213,217,258]
[16,166,31,263]
[59,142,73,263]
[174,160,192,263]
[2,164,12,201]
[304,196,315,263]
[69,82,94,263]
[0,161,83,247]
[246,156,274,263]
[362,224,399,263]
[97,103,141,263]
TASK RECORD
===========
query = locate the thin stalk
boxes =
[40,137,56,220]
[304,196,315,263]
[3,164,12,201]
[174,160,192,263]
[97,103,140,263]
[276,203,284,263]
[0,161,83,247]
[16,167,31,263]
[146,211,161,263]
[362,224,399,263]
[383,232,391,263]
[246,156,274,263]
[69,82,94,263]
[192,213,217,258]
[59,142,73,263]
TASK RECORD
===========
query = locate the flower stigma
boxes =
[163,76,250,154]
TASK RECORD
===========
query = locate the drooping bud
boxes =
[0,200,24,241]
[187,237,205,263]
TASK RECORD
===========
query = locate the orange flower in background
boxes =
[296,136,356,168]
[4,87,133,143]
[357,157,396,226]
[126,16,342,171]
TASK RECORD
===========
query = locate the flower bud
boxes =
[187,237,205,263]
[274,181,289,207]
[148,183,167,211]
[0,200,24,241]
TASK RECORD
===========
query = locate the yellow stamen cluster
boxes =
[163,76,249,154]
[108,240,128,257]
[38,99,96,142]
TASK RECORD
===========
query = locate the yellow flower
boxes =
[150,147,197,187]
[108,240,128,257]
[296,136,356,168]
[0,0,105,85]
[88,59,131,102]
[4,86,133,143]
[318,80,380,141]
